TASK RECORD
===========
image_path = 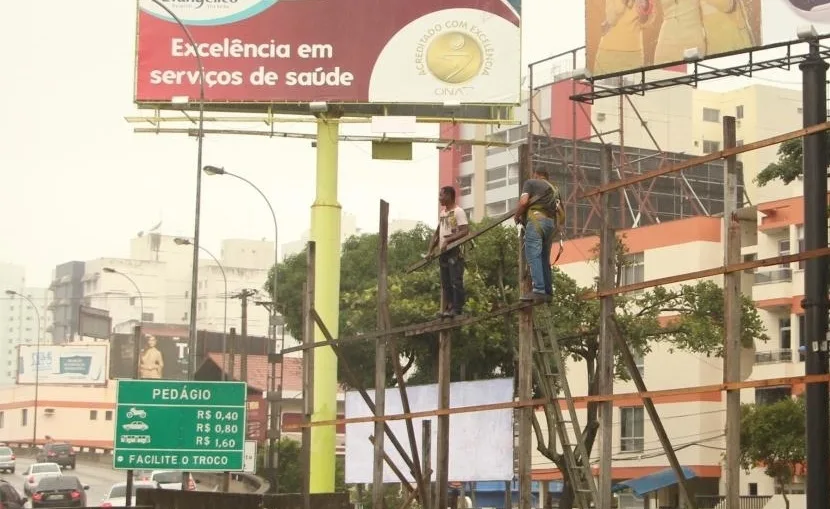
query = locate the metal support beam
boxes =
[302,243,316,505]
[722,117,741,509]
[801,40,830,509]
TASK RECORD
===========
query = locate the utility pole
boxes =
[232,289,257,384]
[598,145,615,509]
[722,116,741,509]
[228,327,237,377]
[374,201,391,509]
[800,39,830,509]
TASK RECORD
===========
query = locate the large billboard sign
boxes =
[135,0,521,106]
[18,345,109,386]
[586,0,762,77]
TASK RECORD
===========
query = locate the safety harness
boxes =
[526,180,566,265]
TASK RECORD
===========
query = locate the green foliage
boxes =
[352,484,417,509]
[740,397,805,499]
[256,438,347,493]
[755,133,830,187]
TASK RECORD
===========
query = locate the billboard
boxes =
[586,0,763,77]
[17,345,109,386]
[78,306,112,340]
[134,0,521,105]
[344,378,514,483]
[246,395,267,442]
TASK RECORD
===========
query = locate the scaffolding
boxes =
[281,31,830,509]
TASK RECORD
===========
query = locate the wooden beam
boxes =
[580,121,830,199]
[281,300,539,355]
[373,201,390,509]
[517,143,533,509]
[282,373,830,431]
[591,247,830,298]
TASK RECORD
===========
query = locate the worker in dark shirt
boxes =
[514,169,564,302]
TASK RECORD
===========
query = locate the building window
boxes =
[507,163,520,185]
[459,144,472,163]
[90,410,98,420]
[129,297,136,306]
[632,352,645,377]
[459,175,473,197]
[142,313,154,322]
[798,314,806,362]
[736,105,744,119]
[748,483,758,496]
[105,410,113,421]
[703,108,720,122]
[21,409,27,426]
[485,200,508,217]
[743,253,757,274]
[702,140,721,153]
[486,166,507,190]
[780,318,792,350]
[797,225,805,270]
[620,253,645,286]
[755,386,790,406]
[620,407,644,452]
[0,411,4,429]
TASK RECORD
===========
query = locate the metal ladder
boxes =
[530,308,599,509]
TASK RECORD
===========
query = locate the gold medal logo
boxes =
[425,31,483,85]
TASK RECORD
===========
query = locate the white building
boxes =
[77,233,278,340]
[0,263,50,386]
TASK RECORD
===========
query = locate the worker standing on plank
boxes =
[428,186,470,318]
[514,168,565,302]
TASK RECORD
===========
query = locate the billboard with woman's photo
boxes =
[586,0,763,77]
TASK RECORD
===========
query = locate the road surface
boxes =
[1,457,126,507]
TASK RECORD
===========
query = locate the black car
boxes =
[35,444,76,469]
[30,476,88,508]
[0,479,27,509]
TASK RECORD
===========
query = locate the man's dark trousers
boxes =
[439,248,465,312]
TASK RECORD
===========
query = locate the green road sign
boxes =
[113,380,247,471]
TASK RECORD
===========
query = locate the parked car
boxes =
[21,463,62,496]
[149,471,182,490]
[0,479,27,509]
[30,475,89,508]
[36,443,76,469]
[0,447,15,474]
[100,481,159,507]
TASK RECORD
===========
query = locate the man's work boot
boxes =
[520,292,549,303]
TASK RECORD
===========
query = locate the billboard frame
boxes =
[131,0,523,122]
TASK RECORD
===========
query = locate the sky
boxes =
[0,1,827,287]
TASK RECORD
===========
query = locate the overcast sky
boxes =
[0,1,826,287]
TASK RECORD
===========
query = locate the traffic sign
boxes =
[113,380,247,471]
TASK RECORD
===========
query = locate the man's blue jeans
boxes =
[525,213,555,295]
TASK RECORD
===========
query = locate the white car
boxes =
[100,480,159,507]
[150,470,183,490]
[21,462,62,496]
[122,421,149,431]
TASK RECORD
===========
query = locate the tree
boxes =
[740,397,806,509]
[755,133,830,187]
[267,223,769,509]
[532,234,768,509]
[257,437,347,493]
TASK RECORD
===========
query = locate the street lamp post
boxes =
[5,290,42,447]
[174,238,229,380]
[148,0,207,382]
[102,268,145,325]
[203,165,282,485]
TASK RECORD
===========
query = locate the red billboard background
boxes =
[135,0,521,105]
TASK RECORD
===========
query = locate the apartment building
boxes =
[53,233,287,345]
[0,263,50,386]
[440,72,802,222]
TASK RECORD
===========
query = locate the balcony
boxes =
[754,348,793,365]
[754,267,792,285]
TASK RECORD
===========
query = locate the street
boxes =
[1,457,126,507]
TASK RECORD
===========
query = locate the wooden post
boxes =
[436,330,451,509]
[598,145,616,509]
[517,143,533,509]
[375,201,391,509]
[302,243,317,507]
[422,419,433,509]
[722,116,741,509]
